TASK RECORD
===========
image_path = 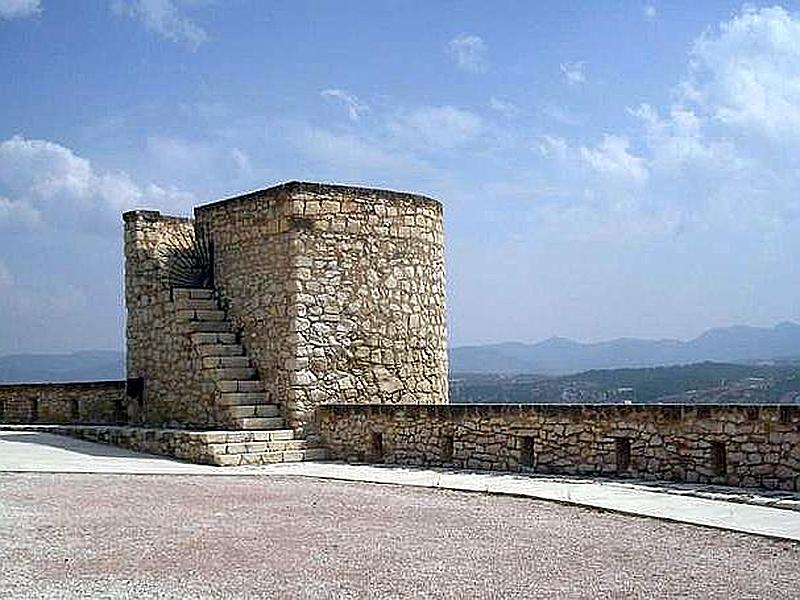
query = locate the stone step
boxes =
[196,344,243,358]
[207,367,257,381]
[187,321,235,333]
[208,439,308,455]
[218,391,269,406]
[191,332,237,345]
[173,288,213,300]
[226,404,280,418]
[177,309,227,322]
[210,447,330,466]
[216,380,265,393]
[234,416,284,430]
[190,429,295,443]
[175,298,219,311]
[202,355,251,369]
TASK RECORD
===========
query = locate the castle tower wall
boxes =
[123,210,220,427]
[195,182,448,438]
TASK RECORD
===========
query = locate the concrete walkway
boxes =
[2,428,799,542]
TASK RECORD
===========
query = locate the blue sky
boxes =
[1,0,800,353]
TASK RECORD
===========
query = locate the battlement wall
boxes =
[318,403,800,491]
[0,381,126,424]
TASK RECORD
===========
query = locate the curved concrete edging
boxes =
[259,461,800,543]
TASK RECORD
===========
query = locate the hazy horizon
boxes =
[2,2,800,353]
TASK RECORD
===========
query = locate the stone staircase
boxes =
[171,287,327,466]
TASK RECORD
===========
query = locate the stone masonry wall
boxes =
[318,404,800,491]
[195,182,448,439]
[0,381,126,424]
[124,210,221,427]
[193,192,294,430]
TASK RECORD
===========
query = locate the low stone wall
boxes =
[318,404,800,491]
[0,381,126,424]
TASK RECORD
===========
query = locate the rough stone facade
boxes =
[0,382,125,424]
[193,182,448,438]
[318,404,800,491]
[124,210,223,427]
[124,182,448,436]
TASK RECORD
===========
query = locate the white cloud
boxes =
[390,106,483,149]
[643,4,657,20]
[112,0,207,49]
[579,135,649,185]
[0,0,39,19]
[489,97,521,118]
[560,61,586,85]
[320,89,370,121]
[448,34,488,73]
[536,133,649,217]
[681,6,800,140]
[527,6,800,242]
[0,195,41,229]
[0,136,194,232]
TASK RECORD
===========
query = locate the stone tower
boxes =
[124,182,448,438]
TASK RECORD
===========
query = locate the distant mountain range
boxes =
[450,322,800,375]
[2,321,800,383]
[0,351,124,384]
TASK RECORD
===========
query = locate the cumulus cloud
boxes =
[390,106,483,149]
[448,34,488,73]
[112,0,207,49]
[538,134,648,185]
[320,89,370,121]
[560,61,586,85]
[0,0,39,19]
[530,6,800,241]
[681,5,800,141]
[0,136,194,233]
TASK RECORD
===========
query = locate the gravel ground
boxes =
[0,473,797,599]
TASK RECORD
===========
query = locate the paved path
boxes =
[0,430,222,474]
[2,429,800,542]
[3,472,797,599]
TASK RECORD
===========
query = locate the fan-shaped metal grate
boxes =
[157,225,214,289]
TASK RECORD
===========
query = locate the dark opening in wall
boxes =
[370,431,384,461]
[126,377,144,401]
[519,436,535,468]
[70,399,80,422]
[711,441,727,476]
[780,406,793,424]
[615,437,631,472]
[30,397,38,423]
[441,434,454,462]
[0,399,4,420]
[126,377,145,418]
